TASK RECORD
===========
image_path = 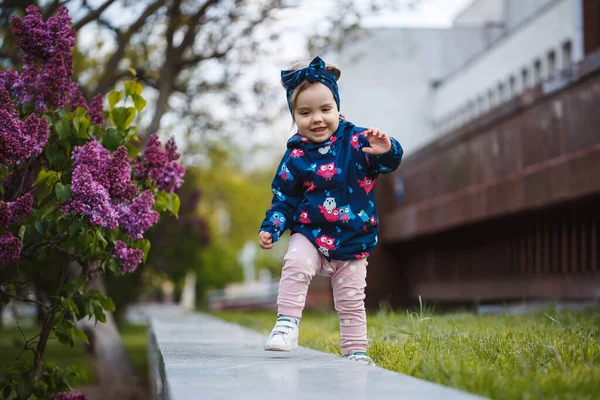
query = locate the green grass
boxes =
[0,321,149,385]
[214,305,600,400]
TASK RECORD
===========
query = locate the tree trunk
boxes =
[70,264,141,386]
[147,62,177,135]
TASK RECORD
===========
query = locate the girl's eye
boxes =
[322,108,330,112]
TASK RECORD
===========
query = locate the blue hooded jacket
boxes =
[260,119,403,261]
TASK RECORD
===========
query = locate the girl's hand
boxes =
[258,231,273,250]
[362,128,392,155]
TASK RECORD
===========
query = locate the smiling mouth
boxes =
[311,127,326,132]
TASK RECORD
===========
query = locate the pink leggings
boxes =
[277,233,369,355]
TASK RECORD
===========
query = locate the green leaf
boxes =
[153,192,167,212]
[75,329,90,345]
[88,123,104,138]
[32,380,48,397]
[95,229,108,249]
[86,289,104,301]
[45,145,67,168]
[126,143,140,158]
[35,220,46,235]
[167,193,181,218]
[54,120,71,140]
[108,90,123,109]
[0,168,7,195]
[68,220,84,238]
[131,94,146,112]
[136,238,151,263]
[41,201,57,219]
[111,107,134,131]
[99,297,115,312]
[18,224,26,241]
[107,258,120,276]
[75,106,87,117]
[103,128,124,150]
[55,183,72,203]
[32,169,51,187]
[124,81,143,97]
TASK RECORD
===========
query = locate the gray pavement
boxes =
[148,308,486,400]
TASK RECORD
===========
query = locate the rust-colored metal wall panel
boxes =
[372,197,600,306]
[564,80,600,153]
[519,100,564,168]
[379,49,600,242]
[584,0,600,55]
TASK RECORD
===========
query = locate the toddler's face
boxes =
[293,83,339,143]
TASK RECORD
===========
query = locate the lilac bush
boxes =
[0,5,187,398]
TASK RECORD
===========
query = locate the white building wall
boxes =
[453,0,505,26]
[432,0,583,134]
[328,28,488,155]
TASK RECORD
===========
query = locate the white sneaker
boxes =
[344,351,376,366]
[264,318,299,351]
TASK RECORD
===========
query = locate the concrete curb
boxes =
[148,312,488,400]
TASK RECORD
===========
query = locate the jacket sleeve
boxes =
[365,137,403,175]
[259,150,304,243]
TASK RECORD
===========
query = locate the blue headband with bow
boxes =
[281,56,340,114]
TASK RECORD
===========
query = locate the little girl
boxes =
[258,56,403,365]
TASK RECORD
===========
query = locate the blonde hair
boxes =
[282,61,341,116]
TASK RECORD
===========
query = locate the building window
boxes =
[534,59,542,84]
[547,50,556,76]
[562,40,572,69]
[522,68,530,90]
[509,75,517,98]
[478,95,486,113]
[488,89,495,108]
[498,82,505,103]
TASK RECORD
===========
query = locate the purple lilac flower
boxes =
[149,161,186,193]
[113,240,144,274]
[106,147,139,201]
[165,137,180,161]
[89,94,104,126]
[117,190,159,240]
[135,134,185,193]
[0,70,19,96]
[64,166,119,229]
[0,109,49,167]
[71,140,111,188]
[10,6,76,111]
[142,134,169,169]
[0,193,34,228]
[69,82,88,112]
[52,392,88,400]
[0,232,22,265]
[10,6,76,61]
[0,88,18,117]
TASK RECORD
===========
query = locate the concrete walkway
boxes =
[149,309,487,400]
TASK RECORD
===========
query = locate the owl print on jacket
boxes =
[290,148,305,158]
[316,234,336,257]
[279,163,294,181]
[298,210,311,224]
[339,205,356,223]
[316,162,339,180]
[357,176,376,194]
[270,212,286,229]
